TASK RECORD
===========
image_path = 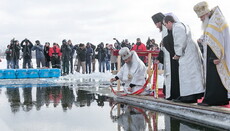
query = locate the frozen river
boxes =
[0,59,225,130]
[0,84,222,131]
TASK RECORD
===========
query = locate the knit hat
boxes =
[193,1,210,17]
[119,47,132,60]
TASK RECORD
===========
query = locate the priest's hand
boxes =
[154,60,159,64]
[173,55,180,60]
[127,87,132,92]
[110,78,117,82]
[213,59,220,65]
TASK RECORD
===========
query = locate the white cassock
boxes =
[117,51,148,94]
[160,26,173,99]
[172,22,204,97]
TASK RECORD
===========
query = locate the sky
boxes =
[0,0,229,50]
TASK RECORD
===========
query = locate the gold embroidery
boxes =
[128,74,132,80]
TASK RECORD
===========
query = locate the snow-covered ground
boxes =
[0,58,164,90]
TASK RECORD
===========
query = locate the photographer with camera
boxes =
[10,39,21,69]
[76,43,86,74]
[113,38,130,49]
[85,43,93,74]
[21,38,33,69]
[61,39,71,75]
[5,45,12,69]
[68,40,75,74]
[44,42,51,68]
[96,42,106,73]
[32,40,45,68]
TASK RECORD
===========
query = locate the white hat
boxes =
[193,1,210,17]
[119,47,131,60]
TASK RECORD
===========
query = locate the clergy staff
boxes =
[110,47,150,95]
[163,15,204,103]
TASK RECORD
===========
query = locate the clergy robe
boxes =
[160,26,173,99]
[202,6,229,105]
[162,30,180,99]
[172,22,204,98]
[117,51,148,94]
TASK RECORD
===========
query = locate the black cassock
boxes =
[158,30,180,100]
[202,46,228,105]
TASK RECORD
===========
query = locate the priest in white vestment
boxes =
[110,47,150,95]
[194,1,229,106]
[163,15,205,103]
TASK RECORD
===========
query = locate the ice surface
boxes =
[0,58,164,89]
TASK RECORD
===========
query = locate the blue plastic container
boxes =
[27,69,39,78]
[16,69,28,79]
[0,70,4,79]
[4,69,16,79]
[39,69,50,78]
[49,68,61,78]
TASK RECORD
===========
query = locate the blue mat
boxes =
[0,68,61,79]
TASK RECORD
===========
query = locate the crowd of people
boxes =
[2,37,159,75]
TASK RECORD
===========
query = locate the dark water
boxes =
[0,85,223,131]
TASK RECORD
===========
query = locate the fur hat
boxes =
[152,12,165,24]
[119,47,131,60]
[193,1,210,17]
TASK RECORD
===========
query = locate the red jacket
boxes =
[49,46,62,57]
[131,43,147,51]
[131,43,147,63]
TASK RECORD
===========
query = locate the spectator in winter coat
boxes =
[32,40,45,68]
[110,43,119,73]
[146,38,159,51]
[90,43,96,73]
[61,39,71,75]
[96,42,106,73]
[76,43,86,74]
[49,43,62,69]
[105,43,111,72]
[10,39,21,69]
[73,44,79,72]
[44,42,51,68]
[5,45,12,69]
[68,40,75,74]
[113,38,131,49]
[131,38,147,64]
[21,38,33,69]
[85,43,93,74]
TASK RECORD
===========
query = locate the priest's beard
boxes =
[159,25,163,32]
[201,16,209,30]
